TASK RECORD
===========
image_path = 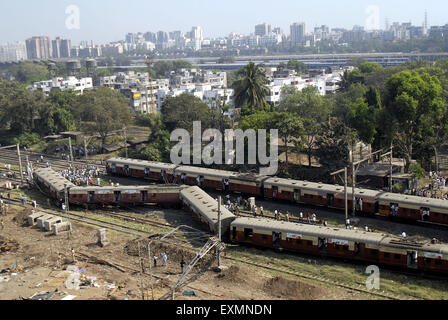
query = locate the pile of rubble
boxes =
[0,237,19,253]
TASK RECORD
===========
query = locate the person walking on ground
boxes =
[153,255,158,267]
[162,253,167,267]
[0,219,4,230]
[180,257,186,274]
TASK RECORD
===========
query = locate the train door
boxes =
[88,192,95,203]
[294,189,301,203]
[272,186,279,198]
[232,227,237,241]
[327,194,335,207]
[141,191,148,202]
[197,176,204,187]
[111,163,117,174]
[374,201,379,214]
[407,251,418,269]
[318,238,327,253]
[272,232,282,248]
[223,179,229,192]
[354,243,361,257]
[144,168,150,178]
[114,191,121,203]
[390,203,399,217]
[421,207,430,221]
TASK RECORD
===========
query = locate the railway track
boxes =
[2,197,433,300]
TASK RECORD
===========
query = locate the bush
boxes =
[13,133,42,148]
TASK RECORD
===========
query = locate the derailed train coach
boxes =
[69,185,184,206]
[33,168,76,203]
[230,217,448,275]
[180,186,236,238]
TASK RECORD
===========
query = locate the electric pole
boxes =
[147,241,154,300]
[390,143,393,192]
[84,136,88,162]
[123,126,128,158]
[351,150,356,217]
[217,196,222,267]
[344,167,348,221]
[68,137,74,166]
[16,144,23,183]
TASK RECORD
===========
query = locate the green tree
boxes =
[161,93,212,133]
[287,60,307,74]
[232,62,269,114]
[76,87,134,152]
[346,97,378,144]
[384,70,444,171]
[279,86,331,122]
[8,61,50,84]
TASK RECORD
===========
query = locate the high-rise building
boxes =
[290,22,305,45]
[52,37,71,58]
[26,36,52,60]
[189,26,203,51]
[0,42,27,62]
[255,23,272,37]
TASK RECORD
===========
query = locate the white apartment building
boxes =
[30,77,93,95]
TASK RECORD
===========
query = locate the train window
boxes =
[262,235,269,240]
[244,229,253,239]
[371,249,379,255]
[424,258,432,264]
[334,245,340,250]
[394,254,401,260]
[296,240,302,245]
[384,253,390,258]
[307,241,313,246]
[343,246,349,251]
[435,260,443,265]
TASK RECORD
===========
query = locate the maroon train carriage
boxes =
[179,186,236,237]
[173,166,235,191]
[106,157,178,183]
[230,217,448,274]
[264,177,381,214]
[69,185,184,206]
[376,193,448,225]
[228,173,269,196]
[33,168,76,203]
[106,158,448,226]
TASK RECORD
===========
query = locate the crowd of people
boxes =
[219,194,326,226]
[57,165,104,186]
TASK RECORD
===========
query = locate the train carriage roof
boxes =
[231,217,387,245]
[69,185,185,194]
[265,177,381,198]
[180,186,235,224]
[106,158,178,170]
[175,165,236,179]
[376,192,448,211]
[34,168,76,193]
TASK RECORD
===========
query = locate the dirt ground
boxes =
[0,205,365,301]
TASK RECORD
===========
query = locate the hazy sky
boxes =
[0,0,446,44]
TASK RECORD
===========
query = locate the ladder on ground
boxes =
[170,237,226,299]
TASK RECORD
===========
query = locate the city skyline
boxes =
[0,0,446,44]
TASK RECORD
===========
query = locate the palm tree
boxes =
[232,62,269,114]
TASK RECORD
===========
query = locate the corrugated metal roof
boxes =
[174,166,235,178]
